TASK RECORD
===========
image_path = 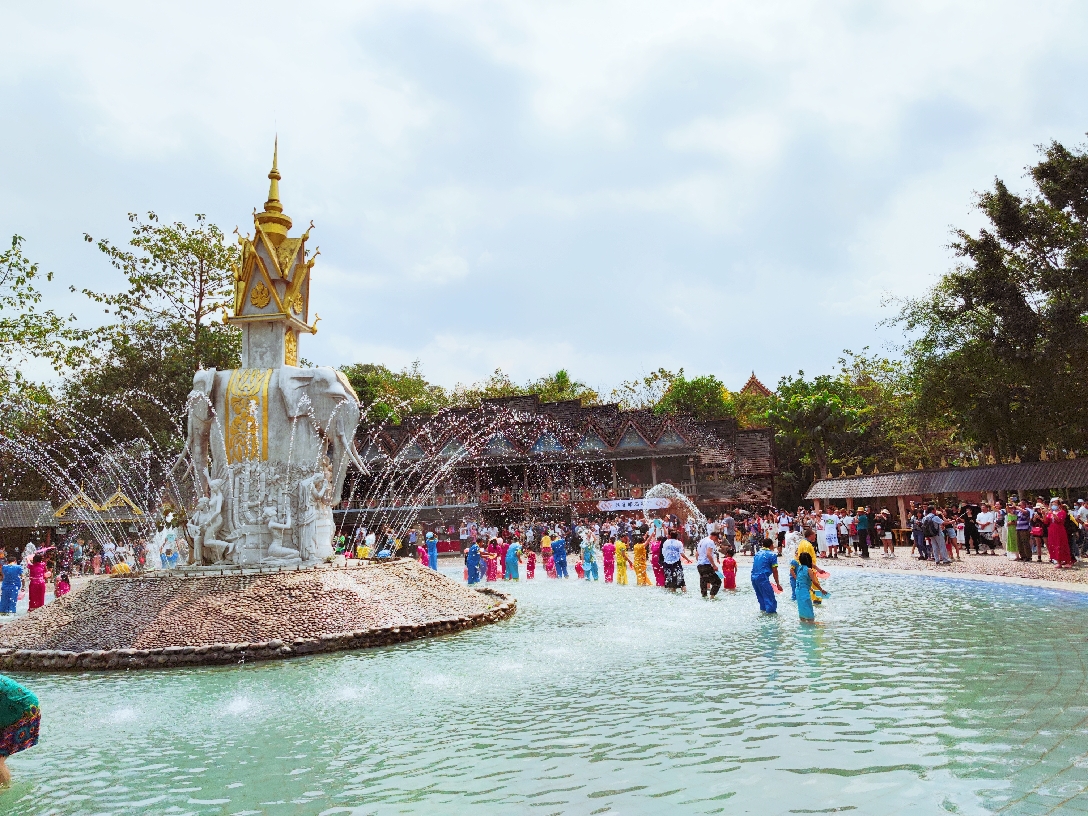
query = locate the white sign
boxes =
[597,498,671,512]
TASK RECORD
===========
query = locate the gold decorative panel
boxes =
[284,331,298,366]
[225,368,273,463]
[250,280,271,308]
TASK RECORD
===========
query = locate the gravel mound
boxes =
[0,560,501,652]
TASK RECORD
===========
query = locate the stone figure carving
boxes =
[185,496,209,564]
[186,478,233,565]
[173,368,217,498]
[262,503,300,564]
[296,471,326,561]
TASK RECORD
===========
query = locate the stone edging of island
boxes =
[0,587,516,673]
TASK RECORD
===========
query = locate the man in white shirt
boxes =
[819,511,839,557]
[777,512,792,552]
[695,530,723,598]
[976,503,998,556]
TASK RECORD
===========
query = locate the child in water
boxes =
[574,561,585,579]
[721,547,737,590]
[526,550,536,579]
[54,573,71,598]
[544,553,556,578]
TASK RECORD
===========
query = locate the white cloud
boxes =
[2,0,1088,393]
[411,251,470,284]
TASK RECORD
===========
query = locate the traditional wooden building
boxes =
[339,394,776,526]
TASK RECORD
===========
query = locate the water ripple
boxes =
[6,568,1088,814]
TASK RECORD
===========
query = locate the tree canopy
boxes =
[895,139,1088,461]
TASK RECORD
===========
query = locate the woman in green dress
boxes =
[0,674,39,785]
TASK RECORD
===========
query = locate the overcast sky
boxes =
[3,1,1087,395]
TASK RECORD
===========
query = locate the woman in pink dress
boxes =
[601,539,616,583]
[1045,499,1073,567]
[27,555,47,610]
[650,539,665,587]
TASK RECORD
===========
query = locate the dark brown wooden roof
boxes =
[0,501,57,529]
[806,459,1088,500]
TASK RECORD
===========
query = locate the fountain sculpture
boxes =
[0,143,516,672]
[177,141,367,567]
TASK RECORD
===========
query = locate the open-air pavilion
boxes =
[804,459,1088,534]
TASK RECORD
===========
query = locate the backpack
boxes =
[922,516,940,538]
[1065,513,1079,538]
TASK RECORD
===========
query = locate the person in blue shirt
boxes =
[552,536,569,579]
[465,542,482,584]
[425,531,439,570]
[0,557,22,615]
[751,537,783,614]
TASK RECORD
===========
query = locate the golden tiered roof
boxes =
[228,139,319,366]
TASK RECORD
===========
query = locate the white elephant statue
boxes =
[174,365,366,565]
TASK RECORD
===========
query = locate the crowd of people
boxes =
[443,515,840,624]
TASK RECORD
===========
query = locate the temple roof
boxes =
[359,396,776,475]
[740,372,773,398]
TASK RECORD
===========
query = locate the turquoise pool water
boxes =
[6,565,1088,815]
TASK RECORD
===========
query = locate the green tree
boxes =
[895,138,1088,460]
[64,213,241,447]
[611,368,680,410]
[341,361,451,425]
[839,349,965,470]
[765,371,868,480]
[654,374,734,420]
[79,212,239,370]
[453,368,600,408]
[524,369,600,404]
[0,235,76,391]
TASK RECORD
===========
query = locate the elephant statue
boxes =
[174,364,366,566]
[279,367,369,502]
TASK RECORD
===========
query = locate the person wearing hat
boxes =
[752,537,783,613]
[696,530,724,598]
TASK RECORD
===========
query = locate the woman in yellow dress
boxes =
[615,535,634,585]
[633,537,650,585]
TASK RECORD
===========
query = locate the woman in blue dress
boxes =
[504,541,522,581]
[0,556,23,615]
[795,552,827,623]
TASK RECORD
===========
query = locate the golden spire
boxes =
[265,135,282,213]
[255,136,292,246]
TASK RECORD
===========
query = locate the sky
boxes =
[2,1,1088,396]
